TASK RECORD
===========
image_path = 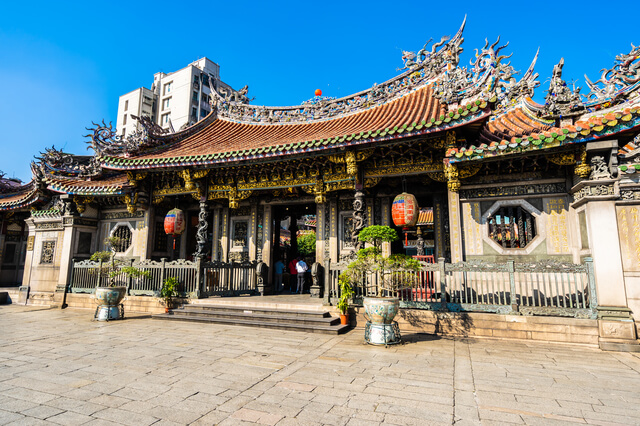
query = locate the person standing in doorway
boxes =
[295,256,308,294]
[274,258,285,293]
[288,256,298,293]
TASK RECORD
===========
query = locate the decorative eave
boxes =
[0,183,40,211]
[42,174,131,196]
[447,100,640,163]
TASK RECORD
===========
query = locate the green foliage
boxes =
[297,232,316,257]
[160,277,180,306]
[89,246,150,287]
[358,225,398,249]
[337,273,354,314]
[90,251,112,263]
[340,246,420,298]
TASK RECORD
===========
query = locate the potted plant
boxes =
[160,276,180,313]
[337,274,354,325]
[340,225,420,344]
[91,236,150,321]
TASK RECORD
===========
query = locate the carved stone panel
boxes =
[462,202,483,256]
[617,206,640,272]
[544,197,570,255]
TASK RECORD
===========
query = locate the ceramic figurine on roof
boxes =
[585,43,640,103]
[543,58,584,117]
[33,146,101,179]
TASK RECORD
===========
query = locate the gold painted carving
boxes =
[152,196,165,205]
[126,172,147,187]
[446,130,456,149]
[179,169,209,191]
[122,193,139,214]
[458,164,482,179]
[444,163,460,192]
[364,177,382,188]
[328,149,373,176]
[73,196,94,214]
[575,148,591,178]
[237,177,315,191]
[548,152,576,166]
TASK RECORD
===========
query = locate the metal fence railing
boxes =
[69,258,259,298]
[326,257,597,319]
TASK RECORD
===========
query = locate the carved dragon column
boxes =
[193,201,209,259]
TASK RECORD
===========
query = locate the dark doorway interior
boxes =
[272,203,316,293]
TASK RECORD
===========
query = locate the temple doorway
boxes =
[272,203,316,293]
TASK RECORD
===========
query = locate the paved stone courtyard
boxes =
[1,305,640,425]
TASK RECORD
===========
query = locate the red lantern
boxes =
[315,89,322,96]
[164,208,185,250]
[392,193,419,228]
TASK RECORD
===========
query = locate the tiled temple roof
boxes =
[43,174,130,195]
[100,87,490,170]
[0,181,39,211]
[446,99,640,162]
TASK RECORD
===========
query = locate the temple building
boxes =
[2,20,640,349]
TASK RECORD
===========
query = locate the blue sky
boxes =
[1,1,638,182]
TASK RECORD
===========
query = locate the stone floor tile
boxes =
[92,407,160,426]
[47,410,95,426]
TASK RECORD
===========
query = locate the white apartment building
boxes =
[116,58,233,137]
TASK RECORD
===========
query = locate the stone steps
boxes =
[153,304,350,335]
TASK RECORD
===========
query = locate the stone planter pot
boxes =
[363,297,401,345]
[94,286,127,321]
[363,297,399,324]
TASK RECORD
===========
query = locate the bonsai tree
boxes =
[341,225,420,297]
[160,276,180,309]
[90,236,150,287]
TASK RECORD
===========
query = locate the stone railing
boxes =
[327,258,597,319]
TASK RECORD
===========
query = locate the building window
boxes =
[487,206,536,249]
[41,241,56,264]
[201,93,210,104]
[162,113,170,125]
[124,100,129,111]
[122,114,127,125]
[200,108,207,117]
[111,225,132,253]
[191,107,197,122]
[77,232,92,255]
[201,74,209,87]
[192,91,199,103]
[122,128,126,137]
[163,82,172,95]
[163,97,171,110]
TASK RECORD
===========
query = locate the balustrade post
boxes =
[508,260,518,314]
[160,258,167,290]
[97,259,103,289]
[438,257,447,311]
[585,257,598,310]
[127,258,134,295]
[323,260,331,306]
[195,257,202,298]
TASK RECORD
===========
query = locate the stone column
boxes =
[329,197,339,263]
[20,218,36,304]
[315,201,325,265]
[211,207,220,261]
[261,204,272,267]
[447,189,464,263]
[248,202,258,261]
[220,207,229,262]
[381,196,391,257]
[585,199,638,350]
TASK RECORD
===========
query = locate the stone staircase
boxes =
[152,302,350,335]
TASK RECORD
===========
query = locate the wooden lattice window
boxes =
[487,206,536,249]
[112,225,132,252]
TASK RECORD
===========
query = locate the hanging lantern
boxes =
[315,89,322,96]
[164,208,185,250]
[392,192,419,228]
